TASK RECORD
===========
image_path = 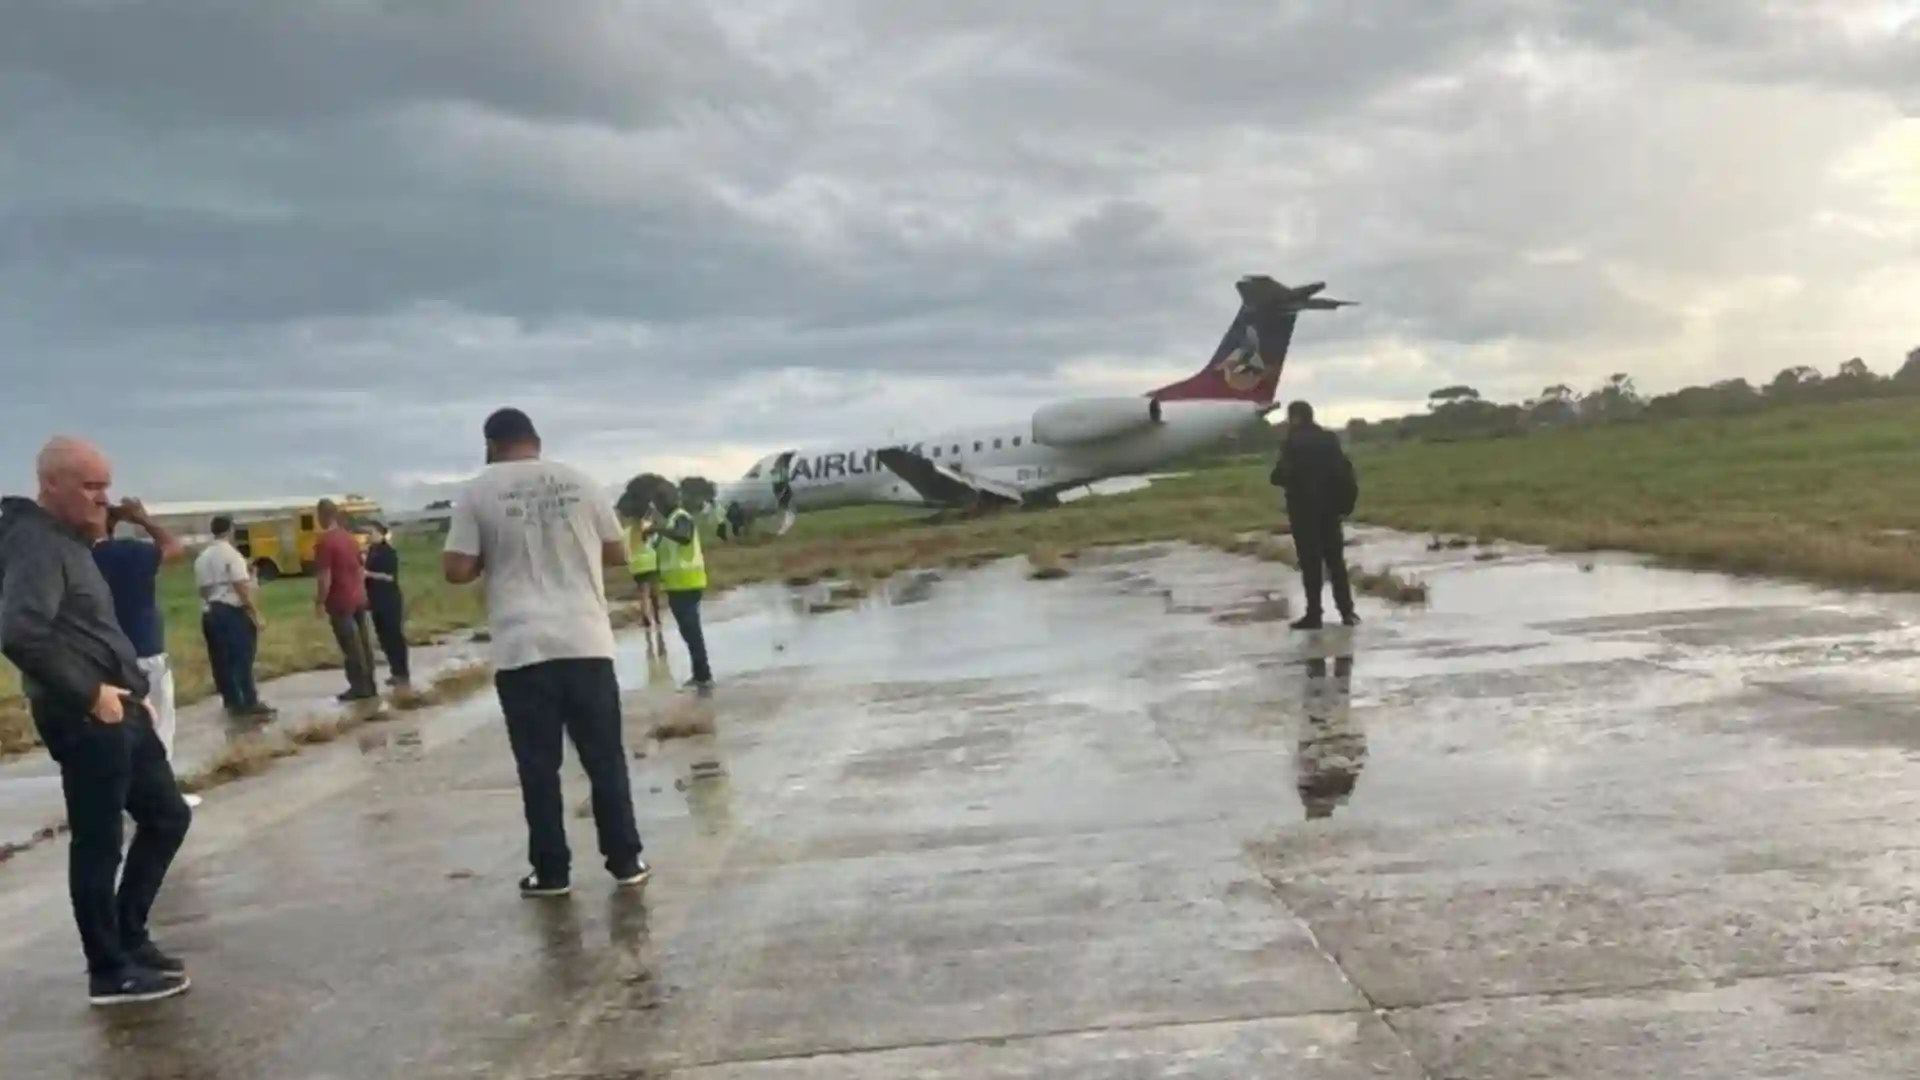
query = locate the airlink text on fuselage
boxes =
[785,448,902,483]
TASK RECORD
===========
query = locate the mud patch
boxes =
[886,569,942,605]
[1212,595,1294,626]
[646,704,718,742]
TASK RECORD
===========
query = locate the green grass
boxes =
[1348,396,1920,586]
[1,535,483,757]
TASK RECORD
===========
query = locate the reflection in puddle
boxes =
[682,762,734,838]
[1295,649,1365,820]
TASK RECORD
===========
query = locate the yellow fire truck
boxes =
[232,496,381,581]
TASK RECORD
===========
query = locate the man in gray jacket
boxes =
[0,437,193,1006]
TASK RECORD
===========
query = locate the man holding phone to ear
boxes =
[0,437,193,1006]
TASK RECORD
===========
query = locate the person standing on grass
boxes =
[0,437,193,1007]
[313,499,378,703]
[1269,400,1360,630]
[442,407,648,898]
[194,515,274,720]
[91,497,201,809]
[648,485,713,694]
[361,520,411,690]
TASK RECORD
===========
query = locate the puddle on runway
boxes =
[608,532,1920,831]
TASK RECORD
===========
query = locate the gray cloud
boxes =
[2,0,1917,503]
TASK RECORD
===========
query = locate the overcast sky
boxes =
[3,1,1916,507]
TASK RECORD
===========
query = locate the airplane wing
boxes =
[873,447,1023,509]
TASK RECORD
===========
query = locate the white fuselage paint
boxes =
[716,399,1268,517]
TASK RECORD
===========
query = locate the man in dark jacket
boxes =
[0,437,193,1006]
[1269,401,1360,629]
[362,520,410,689]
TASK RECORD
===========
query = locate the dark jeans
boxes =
[202,602,260,711]
[329,609,378,696]
[32,699,193,976]
[666,589,712,684]
[369,593,410,682]
[1290,512,1355,618]
[494,657,642,879]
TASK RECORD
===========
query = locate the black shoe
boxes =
[1340,611,1361,627]
[245,702,278,720]
[126,941,186,975]
[683,678,714,696]
[1290,614,1324,631]
[89,966,190,1007]
[337,689,379,703]
[611,859,651,889]
[519,871,571,898]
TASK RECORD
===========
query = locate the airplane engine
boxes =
[1031,396,1163,447]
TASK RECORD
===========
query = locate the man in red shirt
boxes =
[313,499,377,703]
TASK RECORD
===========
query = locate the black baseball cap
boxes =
[482,407,539,443]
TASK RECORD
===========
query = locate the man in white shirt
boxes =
[193,516,274,720]
[442,407,648,898]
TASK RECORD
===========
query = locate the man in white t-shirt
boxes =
[193,516,274,720]
[442,407,647,898]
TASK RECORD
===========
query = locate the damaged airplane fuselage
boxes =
[714,276,1353,533]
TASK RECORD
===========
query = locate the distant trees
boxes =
[616,472,677,519]
[1348,345,1920,445]
[678,475,717,511]
[1528,384,1579,426]
[1897,347,1920,386]
[614,472,721,518]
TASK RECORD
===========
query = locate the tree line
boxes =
[615,474,716,520]
[1346,345,1920,444]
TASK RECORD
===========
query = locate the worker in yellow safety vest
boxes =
[624,515,667,657]
[648,485,712,693]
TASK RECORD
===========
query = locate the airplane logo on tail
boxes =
[1218,319,1268,392]
[1148,276,1352,405]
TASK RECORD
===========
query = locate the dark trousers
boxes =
[32,700,193,976]
[666,589,712,684]
[201,603,260,711]
[329,609,378,696]
[494,658,643,879]
[369,593,410,682]
[1290,512,1355,618]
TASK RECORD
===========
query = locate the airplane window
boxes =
[932,447,941,458]
[973,441,982,452]
[952,444,960,454]
[1012,436,1023,446]
[993,438,1003,449]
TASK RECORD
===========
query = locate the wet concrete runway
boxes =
[4,530,1920,1077]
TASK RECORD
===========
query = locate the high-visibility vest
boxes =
[657,509,707,592]
[625,523,657,575]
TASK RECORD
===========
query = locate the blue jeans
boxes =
[666,589,711,684]
[32,698,192,975]
[201,603,260,712]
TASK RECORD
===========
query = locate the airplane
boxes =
[712,275,1354,537]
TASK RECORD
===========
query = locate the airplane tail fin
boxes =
[1148,277,1353,404]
